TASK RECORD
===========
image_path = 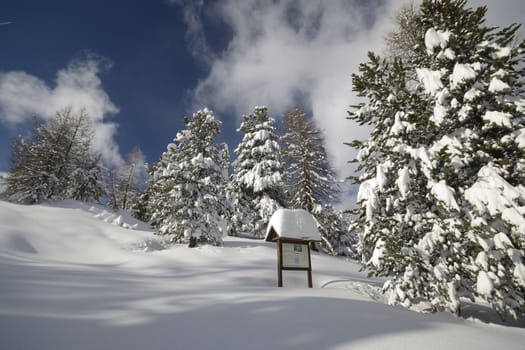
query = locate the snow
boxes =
[488,77,510,93]
[450,63,476,89]
[437,48,455,60]
[0,200,524,349]
[416,68,444,96]
[418,225,444,253]
[493,232,513,250]
[475,251,489,271]
[392,145,432,170]
[265,208,322,241]
[368,238,385,269]
[357,178,379,222]
[430,180,460,211]
[476,271,494,296]
[514,128,525,148]
[390,111,409,135]
[482,110,512,128]
[465,165,525,231]
[424,28,451,54]
[432,103,447,125]
[396,167,410,197]
[376,163,388,190]
[514,263,525,287]
[490,44,512,59]
[464,87,482,101]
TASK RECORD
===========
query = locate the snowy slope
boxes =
[0,200,523,350]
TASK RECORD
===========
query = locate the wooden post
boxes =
[307,243,313,288]
[277,239,283,287]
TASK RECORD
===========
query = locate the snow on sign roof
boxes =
[265,209,322,242]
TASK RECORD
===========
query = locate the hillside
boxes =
[0,200,523,349]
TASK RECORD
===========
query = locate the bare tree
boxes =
[384,2,423,63]
[108,146,147,210]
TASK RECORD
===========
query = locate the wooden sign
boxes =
[265,209,322,288]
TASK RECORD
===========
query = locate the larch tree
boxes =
[5,107,104,203]
[349,0,525,319]
[230,106,286,238]
[282,107,346,255]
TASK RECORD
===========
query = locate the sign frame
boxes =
[276,238,313,288]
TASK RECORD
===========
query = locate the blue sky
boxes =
[1,0,523,206]
[0,0,207,168]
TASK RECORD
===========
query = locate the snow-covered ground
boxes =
[0,200,523,349]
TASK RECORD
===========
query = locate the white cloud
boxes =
[177,0,524,208]
[0,55,121,165]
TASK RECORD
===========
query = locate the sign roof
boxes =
[265,208,322,242]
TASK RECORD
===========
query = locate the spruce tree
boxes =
[146,108,229,246]
[230,106,286,238]
[349,0,525,319]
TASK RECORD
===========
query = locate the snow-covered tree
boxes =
[230,106,286,238]
[349,0,525,319]
[5,107,104,203]
[312,204,356,257]
[108,146,147,210]
[146,108,229,247]
[136,149,173,226]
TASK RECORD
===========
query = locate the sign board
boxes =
[282,242,310,268]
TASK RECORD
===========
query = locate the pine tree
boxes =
[109,146,147,210]
[146,108,230,246]
[5,107,104,203]
[230,106,286,238]
[349,0,525,319]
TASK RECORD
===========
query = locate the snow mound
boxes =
[50,200,151,230]
[0,200,155,263]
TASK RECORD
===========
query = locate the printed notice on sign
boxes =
[282,243,309,268]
